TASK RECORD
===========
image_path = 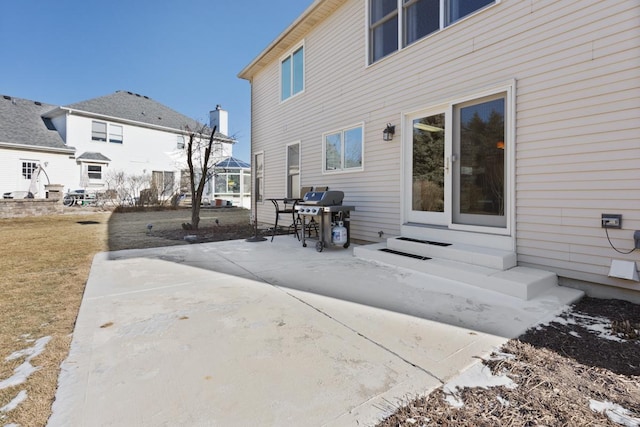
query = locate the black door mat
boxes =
[397,237,451,247]
[379,248,431,260]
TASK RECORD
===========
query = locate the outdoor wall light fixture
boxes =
[383,123,395,141]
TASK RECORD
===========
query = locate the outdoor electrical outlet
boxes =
[601,214,622,229]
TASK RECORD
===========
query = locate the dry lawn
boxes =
[0,207,252,427]
[0,212,108,426]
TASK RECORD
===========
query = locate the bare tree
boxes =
[104,170,151,207]
[184,125,218,230]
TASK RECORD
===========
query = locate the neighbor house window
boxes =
[215,173,241,194]
[281,44,304,101]
[87,165,102,180]
[92,121,124,143]
[109,124,123,144]
[22,161,38,179]
[91,121,107,141]
[370,0,496,63]
[323,124,364,173]
[254,152,264,202]
[177,135,185,149]
[152,171,175,197]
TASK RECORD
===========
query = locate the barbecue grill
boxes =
[295,190,355,252]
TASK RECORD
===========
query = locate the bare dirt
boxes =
[104,206,257,251]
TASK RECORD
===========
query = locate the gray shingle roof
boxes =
[77,152,111,162]
[0,95,71,151]
[65,91,234,141]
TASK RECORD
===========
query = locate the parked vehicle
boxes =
[63,189,95,207]
[2,191,34,199]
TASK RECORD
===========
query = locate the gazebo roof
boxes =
[215,156,250,169]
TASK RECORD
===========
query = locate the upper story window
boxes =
[177,135,185,149]
[369,0,496,63]
[281,44,304,101]
[92,120,124,143]
[91,121,107,141]
[109,124,123,144]
[370,0,399,63]
[323,124,364,173]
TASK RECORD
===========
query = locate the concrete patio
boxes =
[48,236,582,426]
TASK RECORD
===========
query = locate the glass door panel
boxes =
[407,112,448,224]
[453,95,506,228]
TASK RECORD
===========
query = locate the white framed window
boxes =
[280,43,305,101]
[87,164,103,180]
[254,152,264,202]
[215,173,241,194]
[21,161,38,180]
[286,142,300,198]
[91,121,107,141]
[369,0,497,64]
[177,135,185,149]
[323,124,364,173]
[92,121,124,143]
[152,171,175,197]
[109,124,123,144]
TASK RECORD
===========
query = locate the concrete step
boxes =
[387,236,517,270]
[354,242,558,300]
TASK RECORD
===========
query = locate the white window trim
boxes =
[285,141,301,198]
[20,160,39,180]
[92,120,125,144]
[365,0,501,67]
[279,40,305,103]
[254,150,265,203]
[401,79,516,238]
[322,122,365,175]
[84,163,106,184]
[91,120,107,142]
[109,124,123,144]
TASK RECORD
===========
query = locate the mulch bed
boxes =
[153,223,259,243]
[378,297,640,427]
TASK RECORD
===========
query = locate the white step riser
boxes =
[387,238,517,271]
[354,245,557,300]
[401,224,514,251]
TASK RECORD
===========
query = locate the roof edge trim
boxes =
[238,0,328,80]
[0,141,76,154]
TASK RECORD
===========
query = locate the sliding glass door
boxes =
[405,91,509,230]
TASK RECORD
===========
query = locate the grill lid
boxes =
[301,190,344,206]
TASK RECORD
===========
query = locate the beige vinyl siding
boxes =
[248,0,639,289]
[511,1,640,289]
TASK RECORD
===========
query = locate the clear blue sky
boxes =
[0,0,314,163]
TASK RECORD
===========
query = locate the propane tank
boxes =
[331,221,347,245]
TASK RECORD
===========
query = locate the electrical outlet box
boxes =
[601,214,622,229]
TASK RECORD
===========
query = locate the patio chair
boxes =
[270,198,298,242]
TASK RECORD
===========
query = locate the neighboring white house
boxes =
[0,91,249,205]
[239,0,639,300]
